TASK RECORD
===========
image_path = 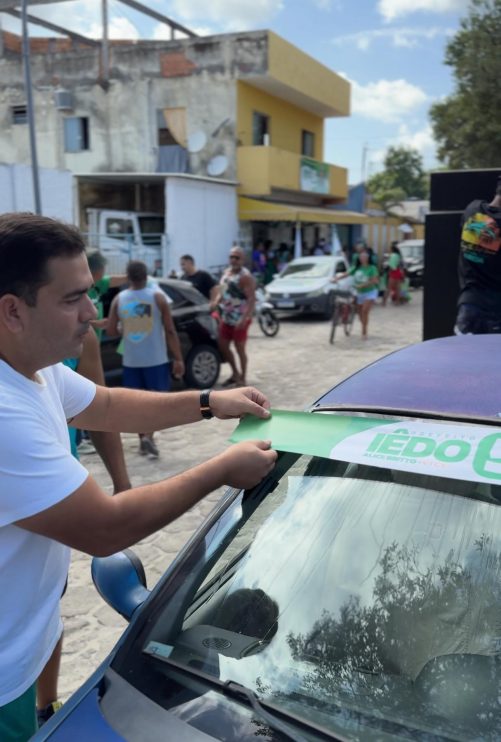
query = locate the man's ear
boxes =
[0,294,26,333]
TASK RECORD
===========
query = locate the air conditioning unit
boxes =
[54,90,73,111]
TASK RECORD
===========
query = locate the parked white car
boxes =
[265,255,352,318]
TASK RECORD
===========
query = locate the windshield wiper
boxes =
[143,648,346,741]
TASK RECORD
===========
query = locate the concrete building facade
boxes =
[0,27,366,252]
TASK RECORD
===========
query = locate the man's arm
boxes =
[71,384,271,434]
[16,439,277,556]
[236,273,256,327]
[210,280,222,311]
[209,284,219,304]
[108,274,128,288]
[156,293,185,380]
[105,295,121,337]
[78,329,131,493]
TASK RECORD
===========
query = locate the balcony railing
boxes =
[237,146,347,200]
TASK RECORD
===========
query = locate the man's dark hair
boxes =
[0,212,86,306]
[126,260,148,283]
[496,175,501,197]
[87,250,107,273]
[180,254,195,263]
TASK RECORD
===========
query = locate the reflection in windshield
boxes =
[280,262,331,279]
[146,456,501,739]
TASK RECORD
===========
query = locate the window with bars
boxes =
[12,105,28,125]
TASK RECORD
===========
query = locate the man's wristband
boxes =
[200,389,213,420]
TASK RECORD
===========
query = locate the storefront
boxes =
[238,197,367,257]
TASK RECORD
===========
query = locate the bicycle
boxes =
[329,289,357,344]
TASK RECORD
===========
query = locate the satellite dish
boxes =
[207,155,228,177]
[187,131,207,153]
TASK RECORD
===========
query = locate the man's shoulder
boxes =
[463,199,486,218]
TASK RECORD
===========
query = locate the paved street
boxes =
[60,290,423,698]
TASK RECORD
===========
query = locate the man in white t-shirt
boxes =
[0,213,277,741]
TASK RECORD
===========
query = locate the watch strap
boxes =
[200,389,213,420]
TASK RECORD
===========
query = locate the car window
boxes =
[159,283,185,306]
[160,282,207,307]
[280,262,332,279]
[118,453,501,741]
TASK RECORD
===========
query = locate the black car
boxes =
[100,279,221,389]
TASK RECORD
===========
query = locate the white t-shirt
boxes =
[0,361,96,705]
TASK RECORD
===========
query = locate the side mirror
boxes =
[91,549,150,621]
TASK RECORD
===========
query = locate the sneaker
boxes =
[77,439,96,455]
[37,701,63,727]
[141,436,159,458]
[139,438,148,456]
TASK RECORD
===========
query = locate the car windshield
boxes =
[279,262,332,279]
[399,244,423,261]
[117,449,501,740]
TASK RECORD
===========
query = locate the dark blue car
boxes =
[34,334,501,741]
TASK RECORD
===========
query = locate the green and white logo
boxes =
[231,410,501,485]
[331,421,501,484]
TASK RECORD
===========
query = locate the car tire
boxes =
[184,344,221,389]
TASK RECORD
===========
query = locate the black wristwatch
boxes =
[200,389,213,420]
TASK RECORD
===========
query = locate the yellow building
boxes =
[233,31,367,254]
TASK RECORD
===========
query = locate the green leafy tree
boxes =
[430,0,501,168]
[367,146,428,207]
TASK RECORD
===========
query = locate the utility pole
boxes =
[21,0,42,214]
[101,0,109,83]
[361,142,369,184]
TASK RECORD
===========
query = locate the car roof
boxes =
[313,334,501,424]
[397,239,424,248]
[288,256,338,264]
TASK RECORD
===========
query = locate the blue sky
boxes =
[0,0,470,184]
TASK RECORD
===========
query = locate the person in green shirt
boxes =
[334,249,379,340]
[86,251,127,339]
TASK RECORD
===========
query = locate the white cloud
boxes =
[86,16,140,40]
[378,0,468,22]
[1,0,140,39]
[168,0,284,32]
[152,23,214,40]
[333,25,453,51]
[367,123,437,176]
[351,78,428,123]
[395,122,435,154]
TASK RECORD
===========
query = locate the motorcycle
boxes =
[255,287,280,337]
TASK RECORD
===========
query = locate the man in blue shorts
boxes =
[107,260,185,458]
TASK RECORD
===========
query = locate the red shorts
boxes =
[219,320,251,343]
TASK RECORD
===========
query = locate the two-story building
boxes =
[0,26,366,255]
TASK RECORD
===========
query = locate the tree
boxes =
[367,146,428,204]
[430,0,501,169]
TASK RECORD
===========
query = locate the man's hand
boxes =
[90,318,109,330]
[217,440,277,489]
[210,387,271,420]
[172,359,185,379]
